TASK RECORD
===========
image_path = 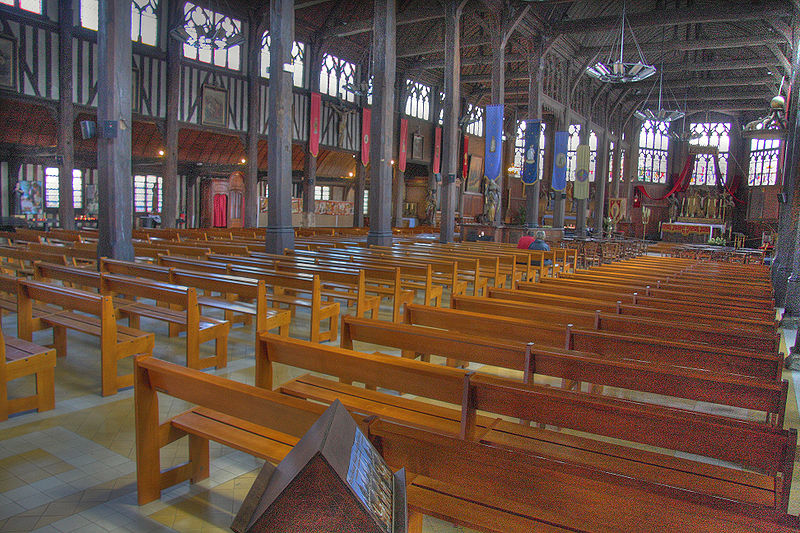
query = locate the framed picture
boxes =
[465,155,483,193]
[411,133,423,161]
[131,67,140,113]
[0,35,18,91]
[201,84,227,128]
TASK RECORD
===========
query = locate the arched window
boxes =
[320,53,357,102]
[689,121,731,185]
[181,2,241,70]
[464,104,483,137]
[608,140,615,182]
[260,34,305,88]
[637,120,669,184]
[1,0,42,15]
[404,80,431,121]
[80,0,158,46]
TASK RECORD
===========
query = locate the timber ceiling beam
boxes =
[660,58,777,73]
[321,4,443,38]
[577,35,785,59]
[548,1,789,35]
[398,36,490,59]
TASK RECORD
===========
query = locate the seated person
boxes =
[526,231,552,267]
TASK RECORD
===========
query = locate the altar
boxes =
[660,221,727,243]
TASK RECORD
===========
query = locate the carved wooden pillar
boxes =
[245,11,266,228]
[161,0,180,229]
[303,40,323,227]
[439,0,464,243]
[96,0,134,261]
[489,10,505,226]
[265,0,296,252]
[526,37,544,229]
[594,128,609,239]
[58,0,75,230]
[354,162,366,227]
[366,0,396,246]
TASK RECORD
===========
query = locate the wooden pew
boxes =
[102,274,230,370]
[371,419,799,533]
[99,259,291,338]
[400,304,788,423]
[565,326,782,380]
[256,333,797,520]
[159,256,341,342]
[1,312,56,421]
[17,280,154,396]
[0,246,69,275]
[133,356,331,505]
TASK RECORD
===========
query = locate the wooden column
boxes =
[611,135,621,198]
[594,128,609,238]
[773,37,800,305]
[7,159,22,216]
[96,0,134,261]
[265,0,296,253]
[245,11,267,228]
[526,37,543,229]
[439,0,464,243]
[489,11,505,226]
[393,168,405,227]
[552,111,567,229]
[354,162,366,227]
[58,0,75,230]
[302,40,323,228]
[161,0,180,229]
[366,0,396,247]
[186,173,197,228]
[575,122,589,237]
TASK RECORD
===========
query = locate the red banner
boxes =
[636,154,695,201]
[462,135,469,178]
[361,108,371,166]
[433,127,442,174]
[398,118,408,172]
[309,92,321,158]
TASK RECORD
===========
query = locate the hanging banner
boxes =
[484,104,504,182]
[552,131,569,192]
[573,144,591,199]
[309,92,321,158]
[361,108,371,166]
[433,127,442,175]
[462,135,469,178]
[521,120,540,185]
[398,118,408,172]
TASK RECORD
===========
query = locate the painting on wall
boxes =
[465,155,483,194]
[0,35,17,91]
[201,85,227,128]
[411,133,423,161]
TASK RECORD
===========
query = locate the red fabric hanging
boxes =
[213,194,227,227]
[636,154,695,201]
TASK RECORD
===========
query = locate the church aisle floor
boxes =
[0,303,796,532]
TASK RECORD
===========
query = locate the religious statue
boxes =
[721,192,735,221]
[667,195,679,222]
[423,186,437,225]
[706,190,720,219]
[476,176,501,225]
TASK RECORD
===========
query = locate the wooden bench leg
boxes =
[52,326,68,358]
[36,366,55,413]
[188,434,210,483]
[215,335,228,369]
[0,374,8,422]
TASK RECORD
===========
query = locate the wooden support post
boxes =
[439,0,465,243]
[526,37,543,229]
[354,163,366,227]
[552,112,566,229]
[7,159,21,217]
[161,0,180,229]
[366,0,396,247]
[393,169,405,227]
[774,37,800,305]
[594,129,609,239]
[265,0,296,253]
[611,134,621,198]
[58,0,75,231]
[245,10,267,229]
[490,11,505,226]
[576,123,589,238]
[302,148,316,227]
[96,0,134,261]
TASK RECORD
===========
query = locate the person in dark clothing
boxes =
[528,230,552,267]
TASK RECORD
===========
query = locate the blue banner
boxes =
[521,120,540,185]
[484,104,504,182]
[552,131,569,192]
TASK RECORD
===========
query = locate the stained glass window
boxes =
[637,119,669,183]
[748,138,780,186]
[181,2,241,70]
[404,80,431,121]
[689,122,731,185]
[320,53,357,102]
[260,34,305,88]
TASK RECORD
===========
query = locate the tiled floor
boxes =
[1,299,798,532]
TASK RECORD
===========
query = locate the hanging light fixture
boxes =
[169,1,244,50]
[634,29,684,123]
[742,78,788,139]
[586,2,655,84]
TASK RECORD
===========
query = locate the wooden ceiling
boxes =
[289,0,795,120]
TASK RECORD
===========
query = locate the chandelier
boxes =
[742,95,788,139]
[634,45,684,123]
[169,1,244,50]
[586,2,655,83]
